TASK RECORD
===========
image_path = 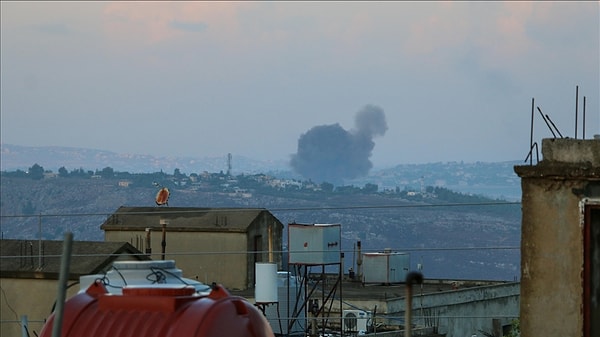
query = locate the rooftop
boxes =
[100,206,281,232]
[0,239,149,279]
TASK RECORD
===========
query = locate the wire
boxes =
[110,264,127,285]
[0,285,19,320]
[146,268,167,284]
[148,266,190,285]
[0,201,521,219]
[0,244,521,261]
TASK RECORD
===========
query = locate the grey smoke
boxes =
[290,104,388,185]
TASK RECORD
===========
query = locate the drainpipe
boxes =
[268,223,273,263]
[145,228,152,256]
[356,241,363,281]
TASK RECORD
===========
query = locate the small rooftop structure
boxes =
[100,206,284,290]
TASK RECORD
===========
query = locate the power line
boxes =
[0,201,521,219]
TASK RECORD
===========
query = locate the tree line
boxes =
[1,163,503,204]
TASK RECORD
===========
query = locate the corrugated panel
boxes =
[39,281,274,337]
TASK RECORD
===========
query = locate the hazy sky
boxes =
[1,1,599,168]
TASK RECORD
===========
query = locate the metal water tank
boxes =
[288,223,341,265]
[362,250,410,284]
[39,281,274,337]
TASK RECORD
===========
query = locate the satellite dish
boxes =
[155,187,170,206]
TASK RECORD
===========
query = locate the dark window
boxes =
[584,204,599,337]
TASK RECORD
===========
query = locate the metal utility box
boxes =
[264,272,305,335]
[288,223,341,265]
[362,250,410,284]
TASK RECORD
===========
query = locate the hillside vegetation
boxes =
[0,165,521,281]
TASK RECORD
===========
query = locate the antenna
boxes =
[583,96,586,139]
[545,114,564,138]
[575,85,579,139]
[537,107,557,138]
[227,153,232,176]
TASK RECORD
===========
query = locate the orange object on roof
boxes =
[39,281,274,337]
[155,187,170,206]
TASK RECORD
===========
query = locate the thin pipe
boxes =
[537,107,557,138]
[575,85,579,139]
[38,214,42,269]
[583,96,586,139]
[530,98,534,165]
[545,114,564,138]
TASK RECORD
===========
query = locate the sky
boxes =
[1,1,599,170]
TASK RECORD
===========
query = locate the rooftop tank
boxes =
[39,261,274,337]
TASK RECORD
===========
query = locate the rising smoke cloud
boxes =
[290,104,388,186]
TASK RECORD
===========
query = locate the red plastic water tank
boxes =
[39,281,274,337]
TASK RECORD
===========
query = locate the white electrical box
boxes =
[288,223,341,265]
[362,250,410,284]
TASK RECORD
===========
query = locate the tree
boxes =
[100,166,114,178]
[58,166,69,177]
[28,163,44,180]
[362,183,378,193]
[320,182,334,193]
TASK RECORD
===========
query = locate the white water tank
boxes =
[255,262,278,303]
[288,223,341,265]
[362,251,410,284]
[79,260,210,294]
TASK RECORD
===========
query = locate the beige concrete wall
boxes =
[105,230,248,290]
[519,177,585,337]
[516,139,600,337]
[0,278,79,337]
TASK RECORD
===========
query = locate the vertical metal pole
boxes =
[38,214,42,269]
[145,228,152,256]
[583,96,586,139]
[530,98,534,165]
[51,232,73,337]
[20,315,28,337]
[575,85,579,139]
[268,223,273,263]
[321,264,325,337]
[339,260,343,337]
[160,220,168,260]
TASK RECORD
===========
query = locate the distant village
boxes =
[1,162,503,206]
[1,138,599,337]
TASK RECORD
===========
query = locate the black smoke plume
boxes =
[290,104,388,185]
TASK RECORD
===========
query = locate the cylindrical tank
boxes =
[39,281,274,337]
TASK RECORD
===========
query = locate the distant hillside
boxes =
[0,168,521,281]
[0,144,522,201]
[0,143,291,175]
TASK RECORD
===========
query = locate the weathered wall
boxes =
[0,278,79,337]
[519,177,585,336]
[105,230,248,289]
[386,282,520,337]
[514,138,600,337]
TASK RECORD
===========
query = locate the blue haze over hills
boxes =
[0,143,523,280]
[0,143,522,201]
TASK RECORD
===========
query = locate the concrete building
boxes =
[0,239,148,337]
[514,138,600,337]
[100,206,284,290]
